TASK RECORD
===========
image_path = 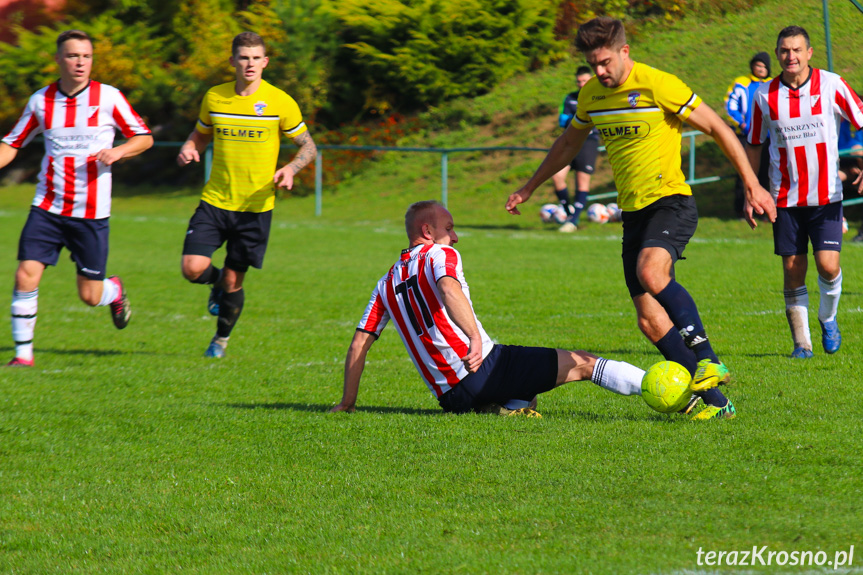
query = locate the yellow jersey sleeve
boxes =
[572,62,700,211]
[653,67,701,121]
[198,80,307,213]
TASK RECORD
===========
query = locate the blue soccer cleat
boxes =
[790,346,814,359]
[820,320,841,354]
[204,341,225,358]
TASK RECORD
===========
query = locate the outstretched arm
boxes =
[330,330,377,413]
[505,125,590,215]
[437,276,483,373]
[686,102,776,228]
[274,131,318,190]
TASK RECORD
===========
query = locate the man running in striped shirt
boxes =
[0,29,153,367]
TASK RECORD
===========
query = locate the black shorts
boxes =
[183,201,273,273]
[621,194,698,297]
[18,206,110,281]
[437,344,558,414]
[773,202,843,256]
[570,137,599,174]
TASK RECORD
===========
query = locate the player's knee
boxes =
[636,272,665,296]
[182,262,206,283]
[14,266,41,291]
[814,260,840,280]
[78,290,100,307]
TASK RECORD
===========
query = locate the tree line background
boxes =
[0,0,760,189]
[0,0,759,134]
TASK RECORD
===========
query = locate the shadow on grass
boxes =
[0,346,142,357]
[226,402,441,416]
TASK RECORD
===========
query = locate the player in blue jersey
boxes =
[553,66,602,232]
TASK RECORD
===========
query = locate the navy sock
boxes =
[653,327,726,407]
[654,281,718,363]
[216,288,245,338]
[653,327,698,375]
[571,190,589,224]
[698,387,729,408]
[554,188,573,214]
[191,265,221,285]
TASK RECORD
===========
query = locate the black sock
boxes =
[216,288,244,338]
[571,190,589,223]
[654,281,718,363]
[653,327,697,375]
[191,265,221,285]
[554,188,573,214]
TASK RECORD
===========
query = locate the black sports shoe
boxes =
[108,276,131,329]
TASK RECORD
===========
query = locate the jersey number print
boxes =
[394,276,433,336]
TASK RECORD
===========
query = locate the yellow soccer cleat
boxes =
[691,400,736,421]
[690,358,730,392]
[507,407,542,418]
[474,404,542,417]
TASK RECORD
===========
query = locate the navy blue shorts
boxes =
[570,137,599,174]
[437,344,558,414]
[18,207,110,280]
[183,201,273,273]
[621,194,698,297]
[773,203,843,256]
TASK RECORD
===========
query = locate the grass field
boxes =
[1,183,862,574]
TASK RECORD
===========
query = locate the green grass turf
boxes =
[1,183,862,574]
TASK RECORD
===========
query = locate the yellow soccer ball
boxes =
[641,361,693,413]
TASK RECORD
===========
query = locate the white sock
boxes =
[11,289,38,361]
[817,270,842,323]
[97,278,120,307]
[784,286,812,350]
[591,357,644,396]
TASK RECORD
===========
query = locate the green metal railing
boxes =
[162,132,863,213]
[306,129,718,216]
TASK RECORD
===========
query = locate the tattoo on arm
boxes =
[286,131,317,175]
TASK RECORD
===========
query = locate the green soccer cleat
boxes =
[690,358,730,392]
[691,399,736,421]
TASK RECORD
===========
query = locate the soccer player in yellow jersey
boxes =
[506,17,776,420]
[177,32,317,358]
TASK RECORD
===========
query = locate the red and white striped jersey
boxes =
[748,68,863,207]
[2,81,151,219]
[357,243,495,398]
